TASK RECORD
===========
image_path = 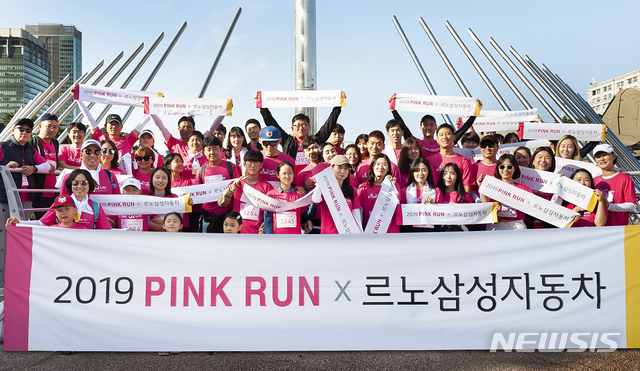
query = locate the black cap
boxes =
[40,113,58,122]
[15,118,34,129]
[480,135,498,147]
[105,114,122,124]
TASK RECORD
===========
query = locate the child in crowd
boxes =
[117,178,149,232]
[223,211,242,234]
[6,194,86,229]
[163,212,183,232]
[264,161,306,234]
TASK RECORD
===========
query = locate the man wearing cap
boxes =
[259,126,295,188]
[472,135,499,194]
[57,139,120,195]
[30,113,62,215]
[592,144,637,226]
[0,118,55,221]
[256,91,346,176]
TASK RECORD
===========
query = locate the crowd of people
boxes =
[1,96,637,234]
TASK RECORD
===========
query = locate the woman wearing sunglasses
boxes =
[41,169,111,229]
[100,139,124,175]
[133,147,155,195]
[480,153,532,230]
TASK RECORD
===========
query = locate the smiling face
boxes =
[81,145,101,170]
[480,141,497,160]
[291,119,310,140]
[204,145,222,166]
[357,138,368,157]
[594,151,616,171]
[345,147,359,166]
[13,125,32,145]
[71,173,90,200]
[498,159,515,181]
[101,143,116,167]
[105,120,122,137]
[407,144,421,161]
[152,170,169,193]
[262,139,280,157]
[178,120,195,141]
[420,118,437,139]
[436,127,454,149]
[533,150,552,171]
[304,143,320,164]
[69,127,85,146]
[139,133,154,149]
[442,166,457,188]
[55,205,76,225]
[277,164,295,188]
[322,145,337,163]
[188,135,203,154]
[373,157,389,180]
[213,130,225,143]
[387,125,404,145]
[367,136,384,157]
[571,171,592,188]
[163,214,182,232]
[246,123,260,142]
[413,162,430,186]
[169,156,184,174]
[136,153,153,171]
[515,150,531,168]
[557,138,576,159]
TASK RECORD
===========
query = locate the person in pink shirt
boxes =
[480,154,533,230]
[89,113,146,159]
[438,162,473,232]
[397,138,425,188]
[264,161,307,234]
[429,124,475,193]
[472,135,499,199]
[6,194,87,229]
[165,153,197,231]
[58,121,86,169]
[148,167,180,231]
[528,146,556,229]
[117,177,149,232]
[356,130,401,186]
[296,135,322,192]
[245,119,263,150]
[218,149,273,234]
[344,144,362,189]
[356,134,369,162]
[133,147,155,195]
[224,126,250,168]
[100,139,124,175]
[592,144,637,226]
[260,126,295,188]
[383,119,404,165]
[399,157,442,233]
[195,136,241,233]
[357,154,401,233]
[567,168,608,227]
[314,155,361,234]
[57,140,120,196]
[329,124,345,155]
[135,129,163,170]
[43,169,111,229]
[514,146,532,169]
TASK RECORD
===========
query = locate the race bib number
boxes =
[275,211,297,229]
[22,175,28,187]
[120,219,143,231]
[205,175,224,184]
[296,151,309,166]
[240,203,260,221]
[497,205,518,218]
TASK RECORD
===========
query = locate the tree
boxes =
[1,112,15,132]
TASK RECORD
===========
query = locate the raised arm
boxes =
[203,115,225,138]
[315,106,342,142]
[150,114,172,142]
[454,99,483,145]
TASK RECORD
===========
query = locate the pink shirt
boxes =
[92,130,138,159]
[442,191,472,204]
[41,140,58,197]
[230,179,273,234]
[296,163,318,189]
[429,153,475,187]
[356,159,401,186]
[567,203,604,228]
[357,182,400,233]
[594,172,636,226]
[266,188,303,234]
[260,151,295,188]
[53,222,87,229]
[319,186,360,234]
[59,170,121,196]
[195,162,241,216]
[117,214,149,231]
[134,171,152,195]
[413,136,440,157]
[472,161,496,190]
[399,186,444,204]
[59,145,82,167]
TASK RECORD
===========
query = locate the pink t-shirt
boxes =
[296,163,318,189]
[266,188,303,234]
[594,172,636,226]
[319,186,360,234]
[567,203,605,228]
[166,136,189,159]
[182,151,206,180]
[413,136,439,157]
[260,151,295,188]
[40,199,112,230]
[117,214,149,231]
[442,191,472,204]
[53,222,87,229]
[41,140,58,197]
[59,170,121,196]
[195,162,241,216]
[357,182,400,233]
[134,171,152,195]
[171,178,193,188]
[230,179,273,234]
[472,161,496,190]
[428,153,475,187]
[58,145,82,167]
[294,138,309,176]
[356,159,401,186]
[92,130,138,159]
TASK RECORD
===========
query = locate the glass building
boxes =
[0,28,51,119]
[25,24,82,124]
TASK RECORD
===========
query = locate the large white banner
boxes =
[240,186,315,212]
[90,194,191,215]
[401,202,498,225]
[4,224,637,351]
[256,90,346,108]
[523,123,606,141]
[144,96,232,116]
[73,84,161,107]
[389,93,478,116]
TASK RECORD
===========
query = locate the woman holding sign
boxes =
[399,157,442,233]
[263,161,307,234]
[480,154,532,230]
[567,169,608,227]
[314,155,361,234]
[357,154,401,233]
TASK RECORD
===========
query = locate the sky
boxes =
[3,0,640,152]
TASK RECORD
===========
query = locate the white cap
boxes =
[593,143,614,156]
[81,139,101,151]
[120,177,141,190]
[140,129,155,140]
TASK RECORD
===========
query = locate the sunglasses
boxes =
[101,148,116,155]
[83,149,101,155]
[71,180,89,186]
[16,126,33,133]
[263,141,278,147]
[480,143,496,149]
[499,165,514,170]
[136,156,152,162]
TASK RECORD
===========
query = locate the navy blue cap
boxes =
[40,113,58,122]
[261,126,281,141]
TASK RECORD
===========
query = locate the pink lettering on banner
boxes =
[171,277,177,307]
[184,277,205,307]
[246,276,267,306]
[211,277,232,306]
[145,277,165,306]
[272,276,293,307]
[300,276,320,306]
[244,276,320,307]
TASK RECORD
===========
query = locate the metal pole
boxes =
[543,65,601,123]
[467,28,532,110]
[294,1,317,131]
[1,83,57,141]
[391,15,452,125]
[489,38,563,123]
[509,47,579,123]
[199,9,242,99]
[418,18,470,97]
[121,21,188,124]
[444,21,510,110]
[32,73,86,133]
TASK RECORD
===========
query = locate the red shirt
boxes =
[230,179,273,234]
[429,153,475,187]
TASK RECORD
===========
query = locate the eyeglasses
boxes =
[16,126,33,134]
[499,165,514,170]
[101,148,116,155]
[178,125,194,131]
[263,141,278,147]
[292,123,309,129]
[480,143,496,149]
[71,180,89,186]
[83,149,101,156]
[136,156,152,162]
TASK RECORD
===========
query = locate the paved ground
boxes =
[1,343,639,370]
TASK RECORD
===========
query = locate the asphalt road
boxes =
[1,343,640,370]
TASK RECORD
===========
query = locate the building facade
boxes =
[0,28,51,118]
[25,24,82,122]
[586,69,640,115]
